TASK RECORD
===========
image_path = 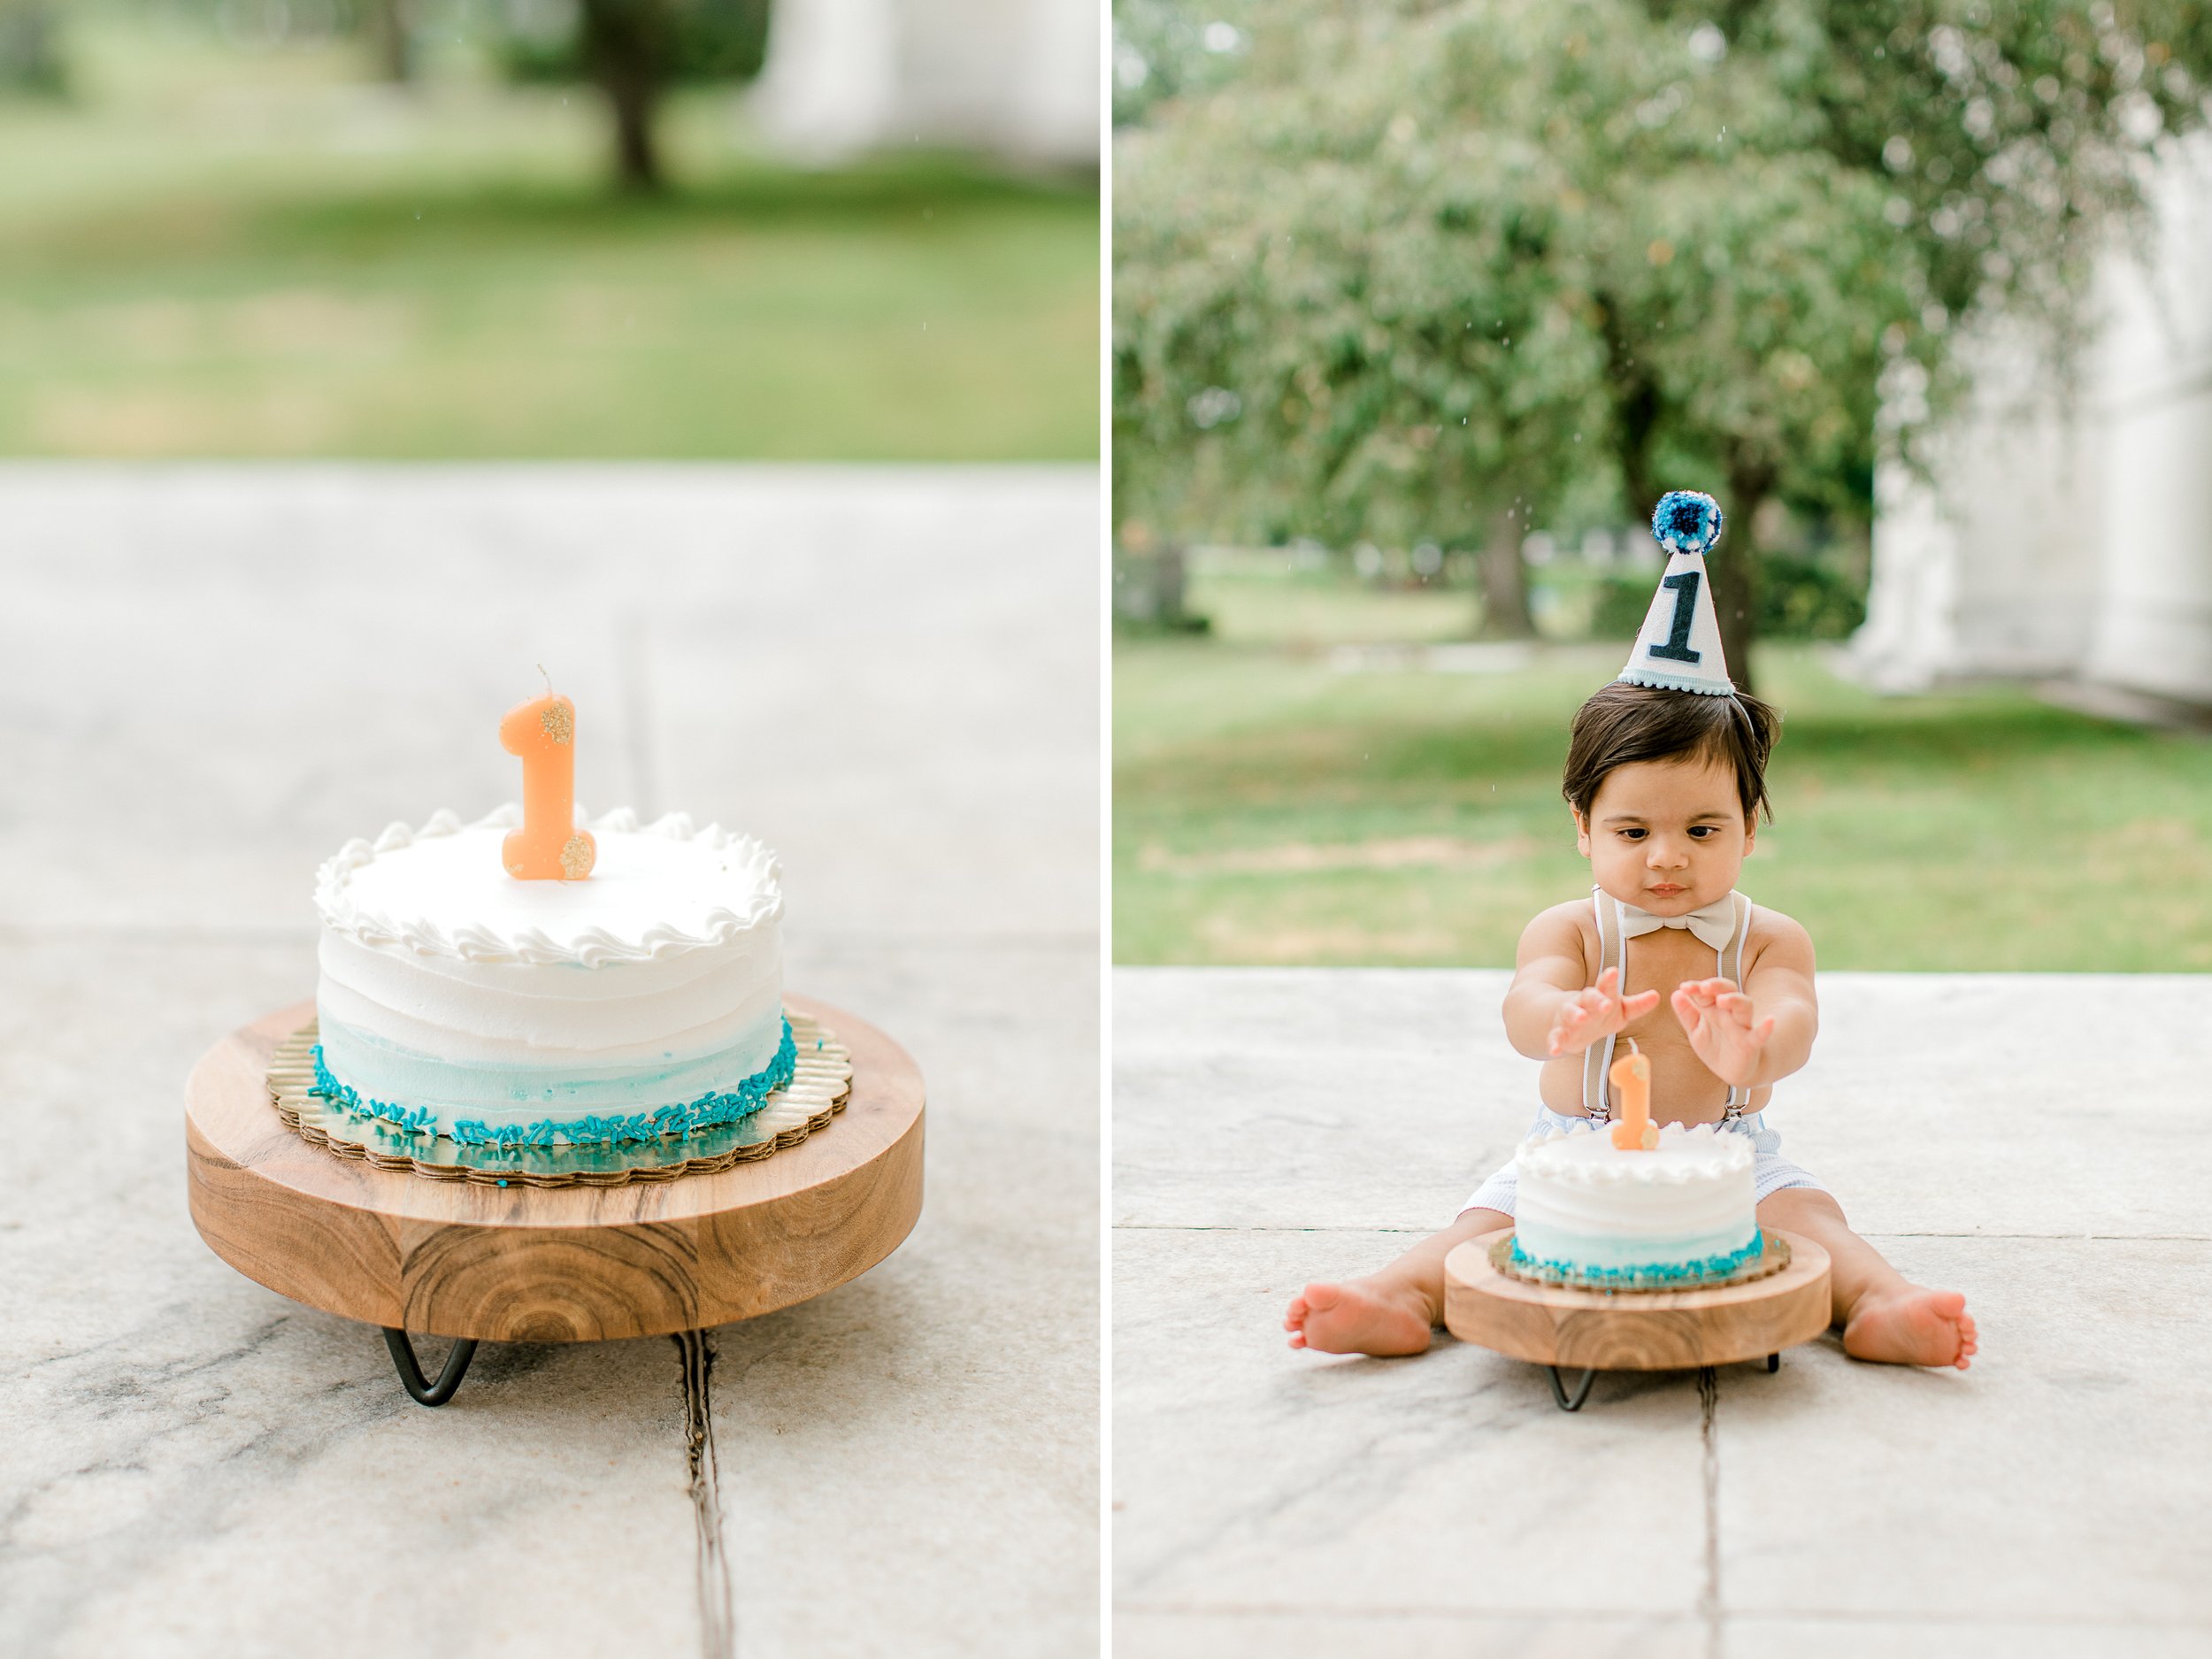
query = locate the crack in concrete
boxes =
[675,1330,735,1659]
[0,1319,433,1655]
[1698,1365,1721,1659]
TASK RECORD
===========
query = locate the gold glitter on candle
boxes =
[540,701,574,745]
[560,833,595,879]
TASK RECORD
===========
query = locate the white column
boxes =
[2082,137,2212,704]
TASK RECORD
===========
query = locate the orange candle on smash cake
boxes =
[498,679,595,880]
[1609,1042,1659,1150]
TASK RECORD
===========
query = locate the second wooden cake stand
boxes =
[1444,1227,1832,1411]
[185,993,924,1406]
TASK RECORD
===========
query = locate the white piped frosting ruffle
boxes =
[315,805,782,966]
[1515,1119,1754,1184]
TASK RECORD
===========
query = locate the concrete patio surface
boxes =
[1113,965,2212,1658]
[0,465,1100,1659]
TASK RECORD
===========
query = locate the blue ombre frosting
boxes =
[311,1017,797,1148]
[314,1002,787,1118]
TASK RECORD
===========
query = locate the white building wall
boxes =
[751,0,1101,167]
[2082,142,2212,703]
[1852,136,2212,708]
[1849,336,2103,690]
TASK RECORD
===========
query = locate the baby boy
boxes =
[1283,495,1976,1371]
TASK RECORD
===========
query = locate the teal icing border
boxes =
[1509,1230,1764,1288]
[309,1018,798,1149]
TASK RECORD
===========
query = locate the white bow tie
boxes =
[1617,892,1737,950]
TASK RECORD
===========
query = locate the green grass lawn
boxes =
[0,18,1096,458]
[1116,626,2212,972]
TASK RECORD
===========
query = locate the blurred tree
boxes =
[362,0,416,82]
[1113,14,1613,636]
[0,1,65,97]
[1115,0,2212,690]
[1112,0,1256,128]
[501,0,775,191]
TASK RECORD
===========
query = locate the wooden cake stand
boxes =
[1444,1227,1832,1411]
[185,994,924,1406]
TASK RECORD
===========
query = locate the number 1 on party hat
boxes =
[1619,490,1735,696]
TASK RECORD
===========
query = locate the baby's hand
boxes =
[1547,966,1661,1058]
[1671,978,1776,1087]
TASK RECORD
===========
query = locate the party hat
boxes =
[1617,490,1734,695]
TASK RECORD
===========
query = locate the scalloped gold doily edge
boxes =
[265,1010,852,1188]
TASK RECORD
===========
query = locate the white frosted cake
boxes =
[311,805,792,1148]
[1509,1122,1762,1286]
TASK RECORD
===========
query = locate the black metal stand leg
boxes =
[383,1328,479,1407]
[1548,1365,1600,1411]
[1765,1352,1780,1373]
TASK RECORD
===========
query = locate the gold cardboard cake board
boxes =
[265,1010,853,1188]
[1489,1229,1793,1294]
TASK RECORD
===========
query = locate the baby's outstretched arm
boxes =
[1671,912,1818,1087]
[1502,903,1660,1059]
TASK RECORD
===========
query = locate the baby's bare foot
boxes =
[1843,1286,1978,1371]
[1285,1279,1434,1356]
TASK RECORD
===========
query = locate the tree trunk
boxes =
[580,0,667,193]
[1156,542,1190,626]
[608,73,662,191]
[1717,454,1774,699]
[1599,293,1660,515]
[365,0,413,82]
[1475,507,1535,639]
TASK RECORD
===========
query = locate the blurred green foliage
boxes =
[0,12,1097,458]
[500,0,773,86]
[1111,0,1253,128]
[1587,552,1866,641]
[1114,0,2212,690]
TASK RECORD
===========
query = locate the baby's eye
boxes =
[1688,826,1716,838]
[1617,827,1647,841]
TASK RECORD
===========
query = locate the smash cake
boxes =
[1506,1121,1764,1288]
[304,688,796,1152]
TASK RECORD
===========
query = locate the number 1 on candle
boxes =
[498,691,595,880]
[1610,1043,1658,1150]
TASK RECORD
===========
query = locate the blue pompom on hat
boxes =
[1651,489,1724,557]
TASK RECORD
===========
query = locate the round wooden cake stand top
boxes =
[186,994,924,1348]
[1444,1228,1832,1410]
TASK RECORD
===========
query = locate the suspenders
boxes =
[1718,891,1752,1123]
[1582,895,1622,1122]
[1582,889,1754,1125]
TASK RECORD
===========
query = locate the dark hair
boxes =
[1561,682,1781,824]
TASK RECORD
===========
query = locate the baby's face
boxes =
[1573,755,1754,913]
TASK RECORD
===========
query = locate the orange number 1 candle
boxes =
[498,680,595,880]
[1609,1041,1659,1150]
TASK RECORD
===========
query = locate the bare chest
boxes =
[1533,924,1766,1123]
